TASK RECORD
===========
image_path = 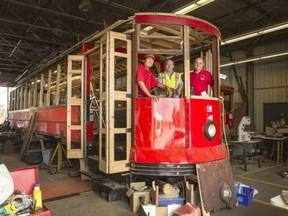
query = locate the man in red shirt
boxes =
[136,54,172,100]
[190,57,214,96]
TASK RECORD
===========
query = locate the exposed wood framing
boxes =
[19,85,23,109]
[66,55,85,159]
[39,73,44,107]
[23,83,28,109]
[46,69,52,106]
[55,64,61,105]
[184,26,190,98]
[28,81,32,108]
[33,77,37,107]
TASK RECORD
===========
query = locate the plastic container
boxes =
[42,149,53,165]
[158,197,185,207]
[33,183,43,211]
[236,187,254,206]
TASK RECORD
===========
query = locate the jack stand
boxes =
[46,142,71,174]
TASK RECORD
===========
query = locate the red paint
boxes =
[131,97,226,164]
[135,13,221,39]
[9,106,93,142]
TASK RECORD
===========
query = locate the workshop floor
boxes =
[1,152,287,216]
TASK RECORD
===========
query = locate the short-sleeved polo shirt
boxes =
[136,64,159,96]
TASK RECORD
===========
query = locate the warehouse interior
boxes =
[0,0,288,216]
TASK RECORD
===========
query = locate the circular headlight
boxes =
[219,182,232,204]
[204,121,216,140]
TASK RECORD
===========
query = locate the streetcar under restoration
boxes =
[9,13,237,212]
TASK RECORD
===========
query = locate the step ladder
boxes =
[90,82,105,132]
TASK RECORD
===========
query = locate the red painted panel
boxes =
[9,106,93,141]
[130,148,188,164]
[188,98,221,148]
[134,98,186,149]
[186,145,227,164]
[135,14,221,39]
[131,97,227,164]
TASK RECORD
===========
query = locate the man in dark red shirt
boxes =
[190,57,214,96]
[136,54,172,100]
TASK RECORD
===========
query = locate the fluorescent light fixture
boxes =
[260,23,288,34]
[220,50,288,67]
[174,0,215,15]
[221,21,288,45]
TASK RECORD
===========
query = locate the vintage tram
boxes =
[8,13,237,212]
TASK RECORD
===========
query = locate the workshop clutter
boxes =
[0,191,33,215]
[235,181,257,206]
[0,165,51,216]
[127,181,199,216]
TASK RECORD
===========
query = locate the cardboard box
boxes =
[140,205,156,216]
[140,204,181,216]
[130,191,150,213]
[156,207,168,216]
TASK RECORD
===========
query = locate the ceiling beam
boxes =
[0,42,45,52]
[0,57,30,64]
[0,17,86,38]
[0,67,22,72]
[6,0,103,27]
[93,0,138,14]
[0,62,26,68]
[0,32,61,45]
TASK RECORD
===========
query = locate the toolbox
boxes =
[9,166,51,216]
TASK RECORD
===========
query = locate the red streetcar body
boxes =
[131,97,227,165]
[8,12,237,212]
[9,106,93,142]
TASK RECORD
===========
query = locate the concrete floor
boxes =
[1,152,288,216]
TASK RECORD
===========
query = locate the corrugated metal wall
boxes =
[254,40,288,132]
[221,40,288,132]
[220,51,247,106]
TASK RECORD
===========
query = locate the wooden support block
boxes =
[151,181,159,207]
[185,181,194,204]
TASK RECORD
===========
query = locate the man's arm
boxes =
[157,82,172,97]
[178,83,183,96]
[138,81,152,97]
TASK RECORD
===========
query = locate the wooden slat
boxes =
[39,73,44,107]
[55,64,61,105]
[23,83,28,109]
[27,82,32,108]
[46,69,52,107]
[184,25,190,98]
[138,49,182,55]
[19,113,38,161]
[33,77,37,107]
[19,85,23,109]
[66,55,85,159]
[140,35,181,39]
[69,125,81,130]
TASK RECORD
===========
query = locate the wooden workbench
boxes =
[252,135,288,164]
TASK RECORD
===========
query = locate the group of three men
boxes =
[136,54,214,100]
